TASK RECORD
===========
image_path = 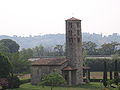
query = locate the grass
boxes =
[5,73,118,90]
[91,72,113,79]
[18,74,30,80]
[7,82,118,90]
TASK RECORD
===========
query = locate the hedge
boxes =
[84,58,120,72]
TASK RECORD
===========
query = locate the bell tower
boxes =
[65,17,83,85]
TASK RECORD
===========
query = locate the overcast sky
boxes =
[0,0,120,36]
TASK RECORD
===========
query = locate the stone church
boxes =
[31,17,89,85]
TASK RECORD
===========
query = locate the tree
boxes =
[114,60,119,85]
[54,45,64,56]
[83,41,97,55]
[10,52,31,74]
[19,48,33,60]
[0,53,12,90]
[0,39,19,53]
[40,72,66,90]
[99,42,119,55]
[0,53,12,78]
[0,39,30,74]
[103,61,107,87]
[33,45,45,57]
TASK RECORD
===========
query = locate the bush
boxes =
[89,79,103,82]
[7,76,20,89]
[39,72,66,90]
[85,58,120,72]
[118,84,120,90]
[0,78,8,90]
[20,78,31,84]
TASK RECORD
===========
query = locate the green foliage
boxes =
[0,39,30,74]
[118,84,120,90]
[33,45,45,57]
[11,52,31,74]
[107,80,114,87]
[0,39,19,53]
[0,53,12,78]
[20,79,31,84]
[39,72,66,90]
[84,58,120,72]
[19,48,33,60]
[114,60,119,85]
[6,82,107,90]
[7,76,21,89]
[54,45,64,56]
[0,78,9,90]
[97,42,119,55]
[103,61,107,87]
[0,53,13,89]
[83,41,97,55]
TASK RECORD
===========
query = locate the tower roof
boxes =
[66,17,81,21]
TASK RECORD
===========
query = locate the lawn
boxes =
[8,83,118,90]
[91,72,112,79]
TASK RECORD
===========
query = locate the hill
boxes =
[0,33,120,49]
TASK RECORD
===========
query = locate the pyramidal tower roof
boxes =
[66,17,81,21]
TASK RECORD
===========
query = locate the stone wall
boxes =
[31,62,68,85]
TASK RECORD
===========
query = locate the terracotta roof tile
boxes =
[32,57,68,66]
[66,17,81,21]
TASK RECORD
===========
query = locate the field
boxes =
[7,83,118,90]
[90,72,114,79]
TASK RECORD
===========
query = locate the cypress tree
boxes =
[114,60,119,85]
[109,70,113,80]
[103,61,107,87]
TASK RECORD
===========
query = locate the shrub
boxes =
[39,72,66,90]
[0,78,8,90]
[7,76,20,89]
[20,78,31,84]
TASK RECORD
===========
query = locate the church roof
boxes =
[66,17,81,21]
[32,57,68,66]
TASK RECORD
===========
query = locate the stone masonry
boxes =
[65,17,83,85]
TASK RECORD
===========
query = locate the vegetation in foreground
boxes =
[6,83,118,90]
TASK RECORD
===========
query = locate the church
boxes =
[31,17,90,85]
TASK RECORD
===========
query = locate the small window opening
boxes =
[77,38,80,42]
[77,22,80,28]
[69,22,72,28]
[77,30,80,36]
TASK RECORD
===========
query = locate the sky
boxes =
[0,0,120,36]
